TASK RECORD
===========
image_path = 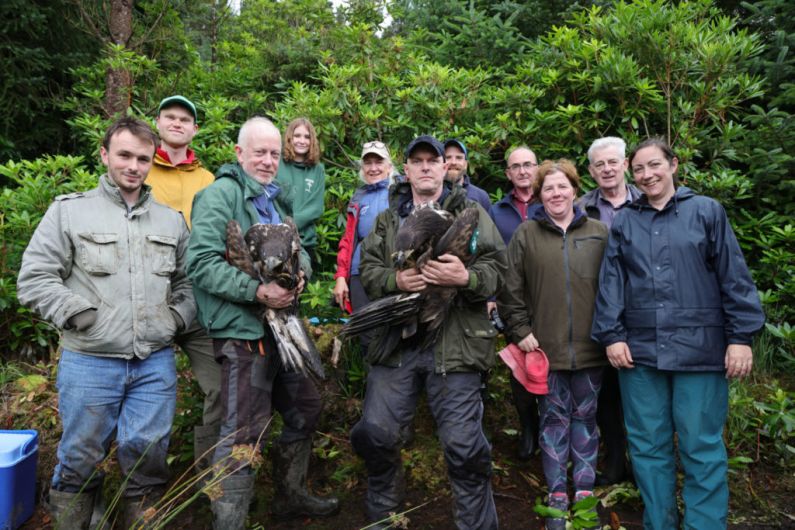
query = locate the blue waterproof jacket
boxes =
[591,187,765,371]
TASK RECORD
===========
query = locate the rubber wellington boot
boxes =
[48,488,94,530]
[122,487,165,529]
[211,474,255,530]
[271,439,340,518]
[511,375,539,460]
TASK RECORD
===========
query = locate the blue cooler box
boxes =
[0,430,38,530]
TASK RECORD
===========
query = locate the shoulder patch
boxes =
[54,192,86,201]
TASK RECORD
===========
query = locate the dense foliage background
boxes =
[1,0,793,367]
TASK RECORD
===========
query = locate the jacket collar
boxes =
[215,162,280,200]
[630,186,695,214]
[99,174,152,213]
[533,204,588,233]
[155,147,198,167]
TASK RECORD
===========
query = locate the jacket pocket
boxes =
[454,310,498,371]
[570,236,605,279]
[77,232,119,275]
[146,235,178,276]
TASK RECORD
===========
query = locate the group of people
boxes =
[16,93,765,530]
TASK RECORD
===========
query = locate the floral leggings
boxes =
[539,367,604,493]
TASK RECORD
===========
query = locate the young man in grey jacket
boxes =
[17,117,195,530]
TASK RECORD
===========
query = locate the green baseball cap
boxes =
[157,95,198,122]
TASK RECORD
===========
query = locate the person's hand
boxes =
[296,270,306,295]
[333,277,349,308]
[518,332,539,352]
[67,309,97,331]
[725,344,753,379]
[421,254,469,287]
[256,282,295,308]
[396,268,427,292]
[606,341,634,369]
[486,301,497,315]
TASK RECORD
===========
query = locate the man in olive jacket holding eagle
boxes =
[350,135,507,530]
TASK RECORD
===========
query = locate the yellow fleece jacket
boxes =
[147,150,215,229]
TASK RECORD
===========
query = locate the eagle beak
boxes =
[394,249,411,269]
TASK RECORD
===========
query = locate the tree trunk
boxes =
[104,0,134,117]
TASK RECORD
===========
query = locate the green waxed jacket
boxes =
[359,182,507,373]
[187,162,311,340]
[498,208,608,371]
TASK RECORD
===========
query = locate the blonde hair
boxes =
[283,117,320,165]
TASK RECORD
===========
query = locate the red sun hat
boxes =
[498,343,549,395]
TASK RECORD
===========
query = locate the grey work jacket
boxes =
[17,175,195,359]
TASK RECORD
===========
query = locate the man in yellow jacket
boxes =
[148,95,219,478]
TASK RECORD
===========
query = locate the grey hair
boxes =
[358,154,396,185]
[237,116,280,147]
[587,136,626,163]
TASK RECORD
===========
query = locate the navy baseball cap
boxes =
[444,138,468,159]
[405,135,445,159]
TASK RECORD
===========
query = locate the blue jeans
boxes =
[619,365,729,530]
[53,348,177,497]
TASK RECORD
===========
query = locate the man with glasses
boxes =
[351,135,506,530]
[444,138,491,211]
[489,145,542,245]
[487,145,543,461]
[579,136,640,485]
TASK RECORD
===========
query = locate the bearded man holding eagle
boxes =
[349,135,507,530]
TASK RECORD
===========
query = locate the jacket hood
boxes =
[215,162,274,199]
[630,185,696,214]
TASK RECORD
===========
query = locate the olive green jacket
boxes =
[187,162,310,340]
[17,175,194,359]
[359,182,507,373]
[498,208,608,371]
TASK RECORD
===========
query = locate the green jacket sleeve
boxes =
[497,223,534,344]
[187,183,260,304]
[459,205,507,302]
[359,211,399,300]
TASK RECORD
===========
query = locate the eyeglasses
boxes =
[592,159,624,171]
[363,141,386,149]
[507,161,538,172]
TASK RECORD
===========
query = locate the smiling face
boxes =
[155,105,198,149]
[361,153,391,184]
[444,145,468,184]
[101,129,155,202]
[405,146,448,201]
[631,145,677,207]
[588,145,628,193]
[290,124,311,161]
[235,124,282,185]
[539,170,576,223]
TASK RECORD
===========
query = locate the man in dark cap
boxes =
[444,138,491,211]
[350,135,506,530]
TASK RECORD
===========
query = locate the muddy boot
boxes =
[48,488,94,530]
[211,474,254,530]
[194,423,220,490]
[271,439,340,518]
[122,487,165,529]
[511,375,539,460]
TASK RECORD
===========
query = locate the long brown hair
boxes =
[283,117,320,165]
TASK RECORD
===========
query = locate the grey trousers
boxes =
[350,347,498,530]
[177,319,222,429]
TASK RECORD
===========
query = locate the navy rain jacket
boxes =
[591,186,765,371]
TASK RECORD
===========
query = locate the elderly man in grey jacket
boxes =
[17,117,195,530]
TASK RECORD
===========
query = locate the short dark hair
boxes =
[102,117,159,153]
[628,137,677,167]
[534,158,581,197]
